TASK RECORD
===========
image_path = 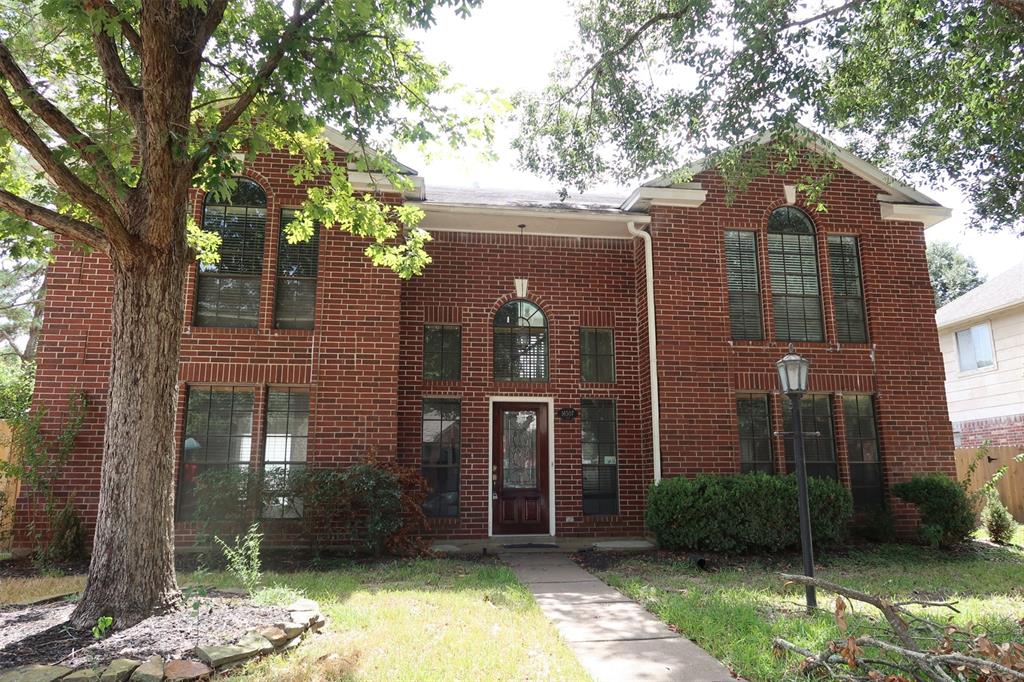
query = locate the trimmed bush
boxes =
[892,474,975,548]
[982,490,1019,545]
[645,473,853,554]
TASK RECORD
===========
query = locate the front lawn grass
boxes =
[591,542,1024,682]
[192,558,589,682]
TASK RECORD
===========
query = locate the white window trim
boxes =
[955,320,998,375]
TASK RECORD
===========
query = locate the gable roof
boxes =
[935,260,1024,329]
[635,124,943,208]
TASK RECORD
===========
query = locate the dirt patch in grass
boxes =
[0,590,288,671]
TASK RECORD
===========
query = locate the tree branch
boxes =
[0,39,129,205]
[190,0,329,173]
[87,0,142,52]
[83,2,144,129]
[0,187,109,253]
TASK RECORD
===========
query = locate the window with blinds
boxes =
[827,235,868,343]
[263,387,309,519]
[580,328,615,382]
[767,207,824,342]
[843,394,884,511]
[582,400,619,515]
[724,230,763,340]
[493,300,548,382]
[422,399,460,517]
[782,394,838,480]
[195,178,266,328]
[736,395,773,473]
[275,209,319,330]
[177,386,254,519]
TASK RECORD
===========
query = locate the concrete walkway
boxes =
[506,553,733,682]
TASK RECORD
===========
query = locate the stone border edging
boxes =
[0,598,326,682]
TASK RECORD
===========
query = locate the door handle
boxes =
[492,492,497,500]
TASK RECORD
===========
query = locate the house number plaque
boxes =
[557,407,578,420]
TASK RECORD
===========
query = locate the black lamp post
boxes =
[776,344,816,611]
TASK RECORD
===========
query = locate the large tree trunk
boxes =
[71,236,189,628]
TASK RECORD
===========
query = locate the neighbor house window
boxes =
[421,399,460,517]
[582,400,619,515]
[177,386,254,519]
[767,207,824,342]
[736,395,773,474]
[263,387,309,519]
[195,178,266,327]
[423,325,461,381]
[827,235,868,343]
[580,328,615,382]
[955,322,995,371]
[843,394,884,511]
[725,230,763,340]
[493,300,548,381]
[782,394,837,480]
[274,209,319,330]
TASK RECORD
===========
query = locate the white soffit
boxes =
[621,185,708,212]
[417,202,650,240]
[878,201,952,228]
[348,171,426,201]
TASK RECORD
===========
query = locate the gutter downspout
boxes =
[627,221,662,482]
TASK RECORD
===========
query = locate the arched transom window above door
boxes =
[493,300,548,382]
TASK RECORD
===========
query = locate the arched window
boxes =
[194,178,267,327]
[493,300,548,381]
[767,207,824,341]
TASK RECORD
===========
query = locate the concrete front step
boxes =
[432,536,654,555]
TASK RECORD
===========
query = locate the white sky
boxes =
[400,0,1023,279]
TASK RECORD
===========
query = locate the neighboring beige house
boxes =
[936,261,1024,447]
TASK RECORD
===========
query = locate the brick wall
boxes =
[16,145,957,549]
[955,414,1024,448]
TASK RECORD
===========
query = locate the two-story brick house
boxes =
[14,128,956,549]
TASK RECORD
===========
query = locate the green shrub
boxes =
[852,507,897,544]
[214,522,263,594]
[46,501,86,562]
[645,473,853,554]
[893,474,975,548]
[982,490,1019,545]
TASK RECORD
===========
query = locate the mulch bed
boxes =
[0,590,288,670]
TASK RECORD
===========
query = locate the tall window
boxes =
[827,235,868,343]
[423,325,462,381]
[195,178,266,327]
[736,395,773,473]
[274,209,319,329]
[843,395,884,511]
[725,230,763,340]
[767,207,824,341]
[580,328,615,382]
[782,394,837,480]
[421,399,460,517]
[493,300,548,382]
[581,400,619,515]
[955,322,995,371]
[178,387,254,518]
[263,387,309,518]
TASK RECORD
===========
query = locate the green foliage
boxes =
[645,473,853,554]
[852,507,897,545]
[983,490,1019,545]
[893,474,976,548]
[214,522,264,595]
[927,242,985,307]
[91,615,113,640]
[516,0,1024,235]
[343,463,404,557]
[0,360,34,421]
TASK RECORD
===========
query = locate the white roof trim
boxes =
[418,202,649,240]
[878,202,952,228]
[322,125,419,176]
[348,171,426,201]
[622,186,707,212]
[640,124,943,208]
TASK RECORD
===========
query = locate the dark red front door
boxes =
[493,402,549,535]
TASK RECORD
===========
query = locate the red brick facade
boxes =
[15,140,956,549]
[955,414,1024,448]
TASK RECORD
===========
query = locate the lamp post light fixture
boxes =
[776,344,817,612]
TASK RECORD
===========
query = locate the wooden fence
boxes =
[0,420,19,551]
[955,446,1024,523]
